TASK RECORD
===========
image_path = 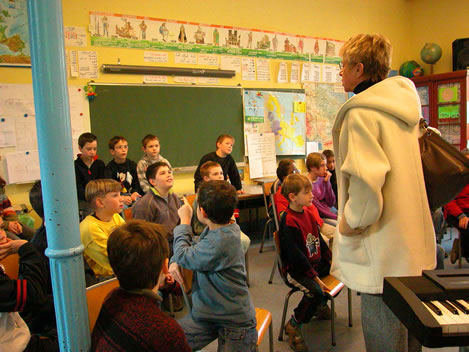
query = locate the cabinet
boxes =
[411,70,468,150]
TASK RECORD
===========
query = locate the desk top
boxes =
[239,184,263,200]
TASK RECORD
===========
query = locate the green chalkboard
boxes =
[89,85,244,167]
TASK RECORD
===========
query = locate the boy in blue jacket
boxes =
[171,180,257,351]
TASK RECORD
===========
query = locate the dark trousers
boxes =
[446,214,469,257]
[287,261,330,324]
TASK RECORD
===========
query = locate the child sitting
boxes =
[74,133,106,204]
[132,162,182,254]
[0,222,58,351]
[306,152,337,225]
[105,136,143,207]
[80,179,125,277]
[0,176,34,241]
[171,180,257,351]
[193,134,244,193]
[279,174,332,352]
[192,161,250,253]
[137,134,171,193]
[91,220,190,351]
[322,149,337,205]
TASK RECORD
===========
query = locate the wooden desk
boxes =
[238,184,264,233]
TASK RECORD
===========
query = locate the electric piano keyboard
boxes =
[383,269,469,348]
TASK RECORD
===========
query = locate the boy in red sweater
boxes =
[279,174,332,352]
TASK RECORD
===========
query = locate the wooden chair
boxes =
[86,277,120,331]
[123,208,133,221]
[259,181,274,253]
[268,194,279,284]
[273,231,352,346]
[0,253,20,278]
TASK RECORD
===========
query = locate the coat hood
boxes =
[334,76,421,133]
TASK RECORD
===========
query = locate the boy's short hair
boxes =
[108,136,127,150]
[78,132,98,148]
[276,159,295,181]
[200,161,221,179]
[197,180,237,224]
[306,152,325,171]
[141,134,159,148]
[340,33,392,83]
[281,174,312,201]
[85,179,122,205]
[29,180,44,219]
[322,149,334,160]
[107,220,169,290]
[215,134,234,148]
[146,161,170,182]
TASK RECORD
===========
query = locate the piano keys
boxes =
[383,269,469,348]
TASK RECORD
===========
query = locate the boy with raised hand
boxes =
[91,220,191,352]
[280,174,332,352]
[75,132,105,203]
[80,179,125,277]
[193,161,250,253]
[137,134,171,194]
[105,136,143,207]
[193,134,244,193]
[171,180,257,351]
[132,162,182,254]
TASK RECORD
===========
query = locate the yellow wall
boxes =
[0,0,448,215]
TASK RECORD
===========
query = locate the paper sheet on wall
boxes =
[306,141,319,156]
[175,52,197,65]
[322,64,341,83]
[64,26,87,47]
[247,133,276,179]
[15,115,38,151]
[198,77,219,84]
[290,62,300,83]
[143,75,168,83]
[256,59,270,81]
[220,56,241,73]
[301,63,311,82]
[173,76,197,84]
[5,150,40,184]
[78,51,98,78]
[144,51,169,63]
[198,54,218,66]
[242,58,256,81]
[68,87,88,138]
[277,62,288,83]
[311,64,321,82]
[0,117,16,148]
[69,50,79,77]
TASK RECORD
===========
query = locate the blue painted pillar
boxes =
[26,0,90,350]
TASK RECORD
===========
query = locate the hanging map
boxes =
[0,0,30,66]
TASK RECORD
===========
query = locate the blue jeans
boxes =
[178,314,257,351]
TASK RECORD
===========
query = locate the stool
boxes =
[256,307,273,352]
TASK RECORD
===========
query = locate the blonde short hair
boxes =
[85,179,122,205]
[306,152,325,172]
[340,34,392,83]
[281,174,312,201]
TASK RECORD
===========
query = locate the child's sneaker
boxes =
[284,318,305,351]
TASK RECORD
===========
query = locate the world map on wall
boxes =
[304,83,347,149]
[0,0,30,66]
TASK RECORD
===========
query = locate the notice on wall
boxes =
[301,63,311,82]
[5,150,40,184]
[277,62,288,83]
[311,64,321,82]
[144,51,169,63]
[241,58,256,81]
[256,59,270,81]
[198,53,219,66]
[0,117,16,148]
[198,77,219,84]
[64,26,87,47]
[15,115,38,151]
[78,51,98,78]
[69,50,79,77]
[220,56,241,73]
[290,62,300,83]
[143,75,169,83]
[173,76,197,84]
[175,52,197,65]
[322,64,341,83]
[247,133,276,179]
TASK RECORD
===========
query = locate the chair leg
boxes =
[245,251,250,287]
[458,230,462,269]
[269,318,274,352]
[260,218,271,253]
[348,288,353,327]
[330,297,336,346]
[268,256,277,284]
[278,289,295,341]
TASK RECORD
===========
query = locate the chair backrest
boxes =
[0,253,20,278]
[261,181,274,217]
[272,230,296,288]
[123,208,133,221]
[270,193,280,231]
[185,193,197,208]
[86,277,120,331]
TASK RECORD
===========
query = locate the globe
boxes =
[399,60,424,78]
[420,43,442,64]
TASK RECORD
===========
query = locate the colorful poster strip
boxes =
[89,12,343,64]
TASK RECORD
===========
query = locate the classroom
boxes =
[1,0,469,351]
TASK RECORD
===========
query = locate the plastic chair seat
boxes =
[256,307,273,352]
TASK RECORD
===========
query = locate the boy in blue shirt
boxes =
[171,180,257,351]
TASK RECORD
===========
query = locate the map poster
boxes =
[0,0,30,67]
[244,90,306,155]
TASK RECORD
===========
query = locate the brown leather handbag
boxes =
[419,120,469,210]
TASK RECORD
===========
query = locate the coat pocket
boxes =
[337,231,370,266]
